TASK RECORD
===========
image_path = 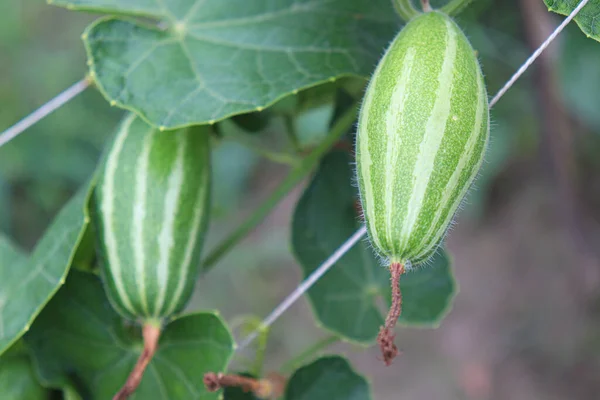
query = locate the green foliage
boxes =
[26,270,234,399]
[285,356,371,400]
[0,342,48,400]
[52,0,398,129]
[0,189,90,355]
[292,151,456,343]
[0,357,47,400]
[0,237,27,352]
[544,0,600,41]
[5,0,594,399]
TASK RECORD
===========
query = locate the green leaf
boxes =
[1,342,83,400]
[0,189,90,355]
[285,356,370,400]
[49,0,165,17]
[53,0,398,129]
[292,151,457,343]
[544,0,600,42]
[0,349,48,400]
[26,270,234,400]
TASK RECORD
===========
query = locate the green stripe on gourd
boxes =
[94,114,211,322]
[356,11,489,266]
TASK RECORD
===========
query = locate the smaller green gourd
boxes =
[356,10,489,364]
[93,114,211,398]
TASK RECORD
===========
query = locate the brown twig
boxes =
[113,324,161,400]
[377,262,405,366]
[203,372,285,399]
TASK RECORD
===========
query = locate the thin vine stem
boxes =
[235,0,590,352]
[251,325,270,377]
[0,77,92,148]
[237,142,300,166]
[201,104,358,271]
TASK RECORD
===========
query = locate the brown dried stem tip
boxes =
[377,262,405,366]
[113,323,161,400]
[203,372,286,399]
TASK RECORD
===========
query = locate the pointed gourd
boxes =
[93,114,211,321]
[356,11,489,265]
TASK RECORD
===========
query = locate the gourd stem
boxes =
[113,323,161,400]
[421,0,432,12]
[377,262,405,366]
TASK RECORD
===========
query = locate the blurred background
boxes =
[2,0,600,399]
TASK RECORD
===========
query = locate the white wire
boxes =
[0,78,91,148]
[489,0,590,108]
[236,226,368,350]
[236,0,591,352]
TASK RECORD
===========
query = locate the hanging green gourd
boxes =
[93,114,212,399]
[355,6,489,364]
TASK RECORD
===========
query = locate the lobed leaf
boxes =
[26,270,234,400]
[292,151,457,343]
[0,342,48,400]
[52,0,398,129]
[285,356,370,400]
[0,189,90,356]
[544,0,600,42]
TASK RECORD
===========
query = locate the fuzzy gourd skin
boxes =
[94,115,211,321]
[356,11,489,265]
